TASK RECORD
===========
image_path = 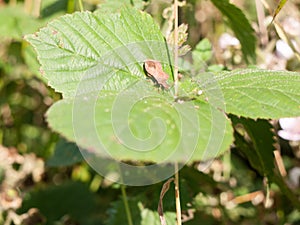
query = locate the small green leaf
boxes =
[192,38,212,64]
[210,0,256,64]
[191,38,213,74]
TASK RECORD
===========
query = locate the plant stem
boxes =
[174,163,182,225]
[121,185,134,225]
[78,0,84,11]
[32,0,41,17]
[173,0,179,97]
[67,0,75,13]
[174,1,181,224]
[255,0,268,46]
[264,179,271,208]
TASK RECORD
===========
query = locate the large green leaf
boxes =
[26,6,233,172]
[210,0,256,64]
[208,69,300,119]
[25,7,234,185]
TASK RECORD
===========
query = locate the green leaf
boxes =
[210,0,256,64]
[106,199,176,225]
[0,5,45,39]
[18,182,99,225]
[23,41,43,78]
[192,38,212,63]
[141,207,176,225]
[47,138,83,167]
[26,7,234,167]
[40,0,68,17]
[209,69,300,119]
[106,198,142,225]
[230,115,275,177]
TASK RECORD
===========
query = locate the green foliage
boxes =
[25,2,300,166]
[18,182,100,225]
[213,69,300,118]
[25,7,234,162]
[26,6,300,162]
[0,1,67,40]
[230,116,275,177]
[192,38,212,71]
[106,198,177,225]
[0,5,44,39]
[210,0,256,64]
[0,1,68,157]
[0,42,56,156]
[47,138,83,167]
[231,116,300,210]
[1,0,300,224]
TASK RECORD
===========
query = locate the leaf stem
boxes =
[173,0,179,97]
[174,163,182,225]
[0,130,3,145]
[121,185,134,225]
[78,0,84,11]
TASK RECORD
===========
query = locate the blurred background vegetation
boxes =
[1,0,300,224]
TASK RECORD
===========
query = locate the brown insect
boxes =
[143,60,170,89]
